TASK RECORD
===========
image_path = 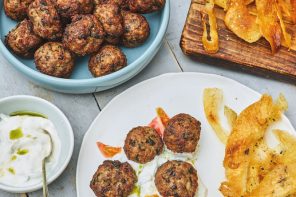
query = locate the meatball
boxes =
[124,126,163,164]
[54,0,94,20]
[90,160,137,197]
[94,0,126,7]
[155,160,198,197]
[5,19,43,58]
[163,113,201,153]
[121,10,150,48]
[127,0,166,14]
[94,3,123,44]
[63,15,105,56]
[4,0,33,21]
[34,42,74,78]
[88,45,127,77]
[27,0,63,40]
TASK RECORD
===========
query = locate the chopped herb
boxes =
[9,128,23,140]
[10,155,17,161]
[8,167,15,175]
[131,185,141,196]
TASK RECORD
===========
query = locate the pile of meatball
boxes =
[4,0,166,78]
[90,113,201,197]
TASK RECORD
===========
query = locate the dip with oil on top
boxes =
[0,113,61,187]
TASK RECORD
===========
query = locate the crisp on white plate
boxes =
[76,72,295,197]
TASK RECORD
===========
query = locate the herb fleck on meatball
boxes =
[34,42,74,78]
[27,0,63,40]
[163,113,201,153]
[88,45,127,77]
[5,19,43,58]
[90,160,137,197]
[124,126,164,164]
[155,160,198,197]
[63,14,105,56]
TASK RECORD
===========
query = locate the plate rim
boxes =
[76,72,295,196]
[0,1,170,87]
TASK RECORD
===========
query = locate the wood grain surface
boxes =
[180,0,296,80]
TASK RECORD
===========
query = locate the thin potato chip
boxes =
[215,0,254,10]
[276,2,292,48]
[201,0,219,53]
[245,163,296,196]
[224,106,237,129]
[222,94,287,196]
[274,129,296,164]
[292,0,296,23]
[203,88,228,144]
[225,0,262,43]
[256,0,282,53]
[247,140,279,192]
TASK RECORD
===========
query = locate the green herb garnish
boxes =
[10,155,17,161]
[7,168,15,175]
[10,111,47,119]
[131,185,141,196]
[17,149,29,155]
[9,128,23,140]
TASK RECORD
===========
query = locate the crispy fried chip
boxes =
[221,94,287,196]
[256,0,282,53]
[201,0,219,53]
[292,0,296,23]
[276,1,292,48]
[224,106,237,129]
[224,0,262,43]
[274,129,296,164]
[246,140,279,193]
[203,88,228,144]
[245,163,296,197]
[215,0,254,10]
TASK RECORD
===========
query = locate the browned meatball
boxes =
[5,19,43,58]
[163,113,201,153]
[94,0,126,7]
[94,3,123,44]
[124,126,163,164]
[88,45,126,77]
[4,0,33,21]
[121,10,150,48]
[90,160,137,197]
[34,42,74,78]
[27,0,63,40]
[127,0,166,14]
[54,0,94,20]
[155,160,198,197]
[63,15,105,56]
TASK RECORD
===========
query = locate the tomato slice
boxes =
[96,142,122,158]
[149,107,170,137]
[149,117,165,137]
[156,107,170,126]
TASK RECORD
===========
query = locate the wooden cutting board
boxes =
[180,0,296,80]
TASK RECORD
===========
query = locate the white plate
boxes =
[76,72,295,197]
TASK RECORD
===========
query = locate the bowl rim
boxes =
[0,1,170,88]
[0,95,74,193]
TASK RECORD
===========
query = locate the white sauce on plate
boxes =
[114,146,207,197]
[0,114,61,187]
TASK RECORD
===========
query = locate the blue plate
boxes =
[0,1,170,93]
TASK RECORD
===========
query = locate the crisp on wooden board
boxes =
[180,0,296,80]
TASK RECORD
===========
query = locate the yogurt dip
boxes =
[0,114,61,187]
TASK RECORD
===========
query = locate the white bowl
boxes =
[0,95,74,193]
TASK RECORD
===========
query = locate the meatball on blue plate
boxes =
[0,0,170,93]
